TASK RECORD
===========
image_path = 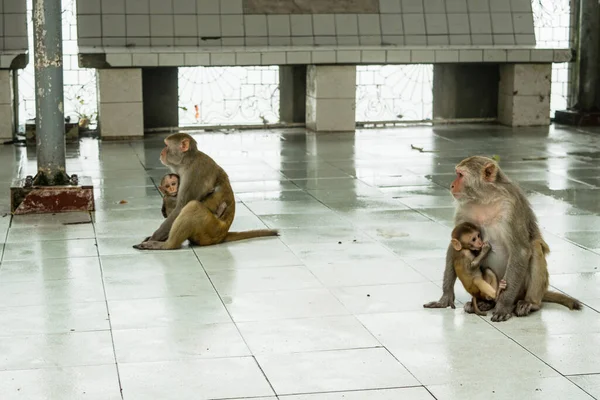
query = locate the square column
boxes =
[0,70,14,139]
[280,65,307,124]
[498,64,552,127]
[306,65,356,132]
[97,68,143,139]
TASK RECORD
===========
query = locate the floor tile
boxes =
[2,239,98,261]
[119,357,275,399]
[196,239,302,270]
[569,374,600,399]
[237,315,379,354]
[208,266,323,295]
[308,260,426,287]
[516,333,600,375]
[108,295,232,329]
[0,257,102,282]
[223,288,349,322]
[0,331,115,370]
[0,277,105,307]
[0,302,109,337]
[113,323,251,363]
[0,365,122,400]
[280,388,435,399]
[256,347,419,395]
[428,376,593,400]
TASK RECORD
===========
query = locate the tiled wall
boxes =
[0,0,28,52]
[76,0,537,48]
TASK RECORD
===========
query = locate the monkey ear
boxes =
[451,238,462,251]
[180,138,190,153]
[482,162,498,182]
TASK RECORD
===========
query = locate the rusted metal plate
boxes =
[243,0,379,14]
[10,176,95,215]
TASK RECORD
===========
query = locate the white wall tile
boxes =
[447,14,469,34]
[220,0,242,14]
[362,50,386,63]
[459,49,483,62]
[174,15,197,36]
[424,0,445,13]
[291,15,313,36]
[261,52,286,65]
[132,53,158,66]
[269,37,291,45]
[210,53,235,65]
[379,0,402,13]
[338,36,360,45]
[494,34,515,45]
[405,35,427,45]
[222,37,244,45]
[446,0,468,13]
[426,13,448,34]
[78,15,102,38]
[197,15,221,36]
[313,15,335,36]
[159,53,184,66]
[312,51,336,64]
[507,49,530,62]
[184,53,210,65]
[411,50,435,62]
[381,14,403,35]
[513,13,535,34]
[287,51,311,64]
[221,15,244,37]
[268,15,291,36]
[149,0,172,14]
[103,15,126,37]
[387,50,411,62]
[197,0,219,13]
[236,52,261,65]
[102,0,125,14]
[150,15,174,37]
[245,15,267,37]
[427,35,449,45]
[402,14,425,35]
[450,34,471,44]
[382,35,404,45]
[510,0,532,12]
[470,14,492,34]
[358,15,381,35]
[490,0,511,12]
[467,0,490,12]
[483,49,507,62]
[472,34,492,44]
[401,0,424,13]
[314,36,337,45]
[126,15,150,37]
[79,0,102,14]
[435,50,459,62]
[335,15,359,36]
[292,37,315,45]
[337,50,361,63]
[173,0,196,14]
[491,13,513,34]
[106,53,133,66]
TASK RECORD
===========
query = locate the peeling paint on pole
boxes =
[33,0,69,185]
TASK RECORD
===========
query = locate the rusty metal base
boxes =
[554,109,600,126]
[10,176,95,215]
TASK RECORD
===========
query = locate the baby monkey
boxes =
[158,173,227,219]
[450,222,507,316]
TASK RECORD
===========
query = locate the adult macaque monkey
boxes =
[423,156,581,322]
[134,133,278,250]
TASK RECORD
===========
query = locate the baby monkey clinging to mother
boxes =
[158,173,226,219]
[450,222,506,316]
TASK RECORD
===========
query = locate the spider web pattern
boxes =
[178,66,280,126]
[355,65,433,123]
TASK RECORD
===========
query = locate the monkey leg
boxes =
[471,296,487,316]
[473,277,497,300]
[215,201,227,218]
[162,200,230,249]
[516,239,549,317]
[464,298,494,313]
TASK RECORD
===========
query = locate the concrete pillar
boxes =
[279,65,306,123]
[498,64,552,127]
[97,68,144,139]
[578,0,600,110]
[0,70,14,140]
[306,65,356,132]
[433,64,499,120]
[143,67,179,129]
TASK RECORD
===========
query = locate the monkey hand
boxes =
[423,294,455,309]
[482,242,491,251]
[132,240,165,250]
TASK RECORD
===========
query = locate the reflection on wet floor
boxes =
[0,123,599,399]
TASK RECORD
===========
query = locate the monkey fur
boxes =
[450,222,506,316]
[424,156,581,322]
[134,133,278,250]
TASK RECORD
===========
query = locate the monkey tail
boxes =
[223,229,279,243]
[543,290,582,310]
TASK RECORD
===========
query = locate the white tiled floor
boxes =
[0,124,599,399]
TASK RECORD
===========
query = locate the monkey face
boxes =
[450,168,466,199]
[465,231,483,250]
[159,174,179,196]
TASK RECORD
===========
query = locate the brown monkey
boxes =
[134,133,278,250]
[450,222,506,316]
[423,156,581,322]
[158,173,227,219]
[158,173,179,218]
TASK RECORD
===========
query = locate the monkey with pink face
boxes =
[424,156,581,322]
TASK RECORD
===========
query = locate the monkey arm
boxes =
[423,244,457,309]
[491,251,528,322]
[473,277,497,300]
[470,243,491,268]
